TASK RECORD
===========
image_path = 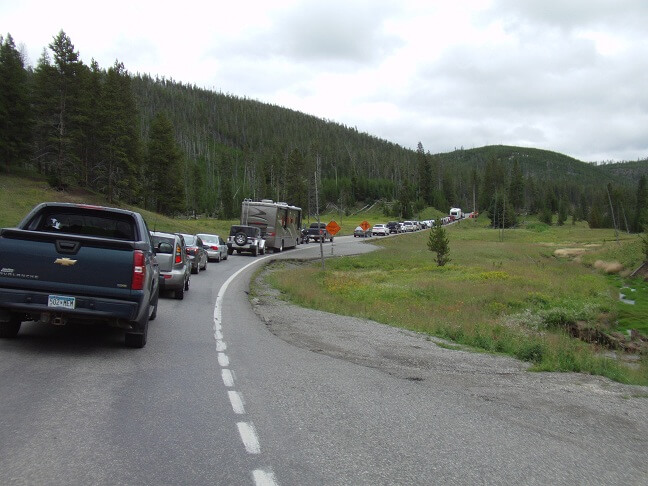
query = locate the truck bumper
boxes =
[0,288,141,323]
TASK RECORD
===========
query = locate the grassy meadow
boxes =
[262,217,648,386]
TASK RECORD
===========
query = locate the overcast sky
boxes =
[2,0,647,163]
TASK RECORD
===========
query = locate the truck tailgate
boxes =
[0,230,136,299]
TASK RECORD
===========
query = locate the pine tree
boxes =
[416,142,432,205]
[488,192,517,228]
[539,206,553,225]
[46,30,84,188]
[0,33,32,172]
[632,175,648,232]
[145,112,185,214]
[97,61,141,203]
[557,199,568,226]
[427,222,450,266]
[508,159,524,212]
[398,179,413,218]
[285,148,309,209]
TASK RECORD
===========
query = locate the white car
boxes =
[402,221,416,232]
[372,224,389,236]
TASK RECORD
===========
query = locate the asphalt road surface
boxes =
[1,235,646,485]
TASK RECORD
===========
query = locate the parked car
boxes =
[354,226,372,238]
[197,233,228,262]
[227,225,266,256]
[372,223,389,236]
[151,231,191,299]
[402,221,416,232]
[180,234,208,274]
[386,221,401,234]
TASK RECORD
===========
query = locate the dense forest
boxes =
[1,30,647,232]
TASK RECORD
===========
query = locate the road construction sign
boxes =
[326,220,341,236]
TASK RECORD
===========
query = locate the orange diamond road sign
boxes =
[360,220,370,231]
[326,220,341,236]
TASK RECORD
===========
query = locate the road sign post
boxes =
[326,221,340,256]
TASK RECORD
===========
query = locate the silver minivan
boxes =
[151,231,191,300]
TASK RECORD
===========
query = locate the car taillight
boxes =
[267,232,276,237]
[132,250,145,290]
[186,247,196,255]
[175,244,182,264]
[211,245,219,250]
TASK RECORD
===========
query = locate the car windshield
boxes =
[198,234,218,243]
[182,234,196,245]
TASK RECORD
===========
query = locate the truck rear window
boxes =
[33,210,135,240]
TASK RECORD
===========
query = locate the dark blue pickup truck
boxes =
[0,202,160,348]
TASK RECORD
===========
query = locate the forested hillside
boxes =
[1,30,647,232]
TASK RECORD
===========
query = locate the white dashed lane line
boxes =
[213,254,279,485]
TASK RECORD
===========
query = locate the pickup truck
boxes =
[0,202,160,348]
[306,222,333,243]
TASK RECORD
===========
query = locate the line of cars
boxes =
[150,231,228,300]
[354,221,436,238]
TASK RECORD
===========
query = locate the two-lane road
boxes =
[1,236,646,485]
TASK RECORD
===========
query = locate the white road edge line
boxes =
[237,422,261,454]
[213,252,274,334]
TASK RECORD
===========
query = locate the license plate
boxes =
[48,295,76,309]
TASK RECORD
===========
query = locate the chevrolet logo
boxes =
[54,258,77,266]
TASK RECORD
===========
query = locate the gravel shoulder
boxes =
[251,260,648,418]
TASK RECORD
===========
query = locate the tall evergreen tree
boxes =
[557,199,568,226]
[97,61,141,203]
[32,48,58,175]
[0,33,32,172]
[632,175,648,232]
[508,159,524,212]
[487,192,517,228]
[145,112,185,214]
[416,142,432,205]
[77,59,102,186]
[479,156,505,212]
[398,179,413,218]
[285,148,309,210]
[46,30,84,188]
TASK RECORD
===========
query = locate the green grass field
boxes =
[263,217,648,385]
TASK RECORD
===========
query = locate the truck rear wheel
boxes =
[125,315,148,348]
[0,316,21,338]
[149,291,159,321]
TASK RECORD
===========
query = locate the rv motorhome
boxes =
[241,199,303,252]
[449,208,463,220]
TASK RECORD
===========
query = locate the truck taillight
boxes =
[132,250,145,290]
[175,244,182,264]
